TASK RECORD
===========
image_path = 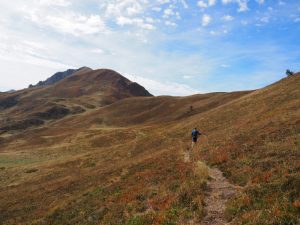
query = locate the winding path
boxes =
[200,168,237,225]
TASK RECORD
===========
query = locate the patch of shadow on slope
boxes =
[0,118,44,132]
[0,105,85,133]
[33,105,85,120]
[33,105,71,120]
[0,95,19,109]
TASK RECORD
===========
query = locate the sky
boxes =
[0,0,299,96]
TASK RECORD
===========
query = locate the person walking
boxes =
[185,128,204,162]
[191,127,203,149]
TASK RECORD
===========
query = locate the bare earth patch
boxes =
[200,168,237,225]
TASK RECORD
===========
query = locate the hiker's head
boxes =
[194,127,197,130]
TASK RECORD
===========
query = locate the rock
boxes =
[34,67,92,87]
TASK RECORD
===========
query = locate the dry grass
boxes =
[0,73,299,224]
[194,161,209,181]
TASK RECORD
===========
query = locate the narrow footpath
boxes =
[200,168,237,225]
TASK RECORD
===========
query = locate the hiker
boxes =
[286,69,294,76]
[185,128,204,163]
[191,127,202,149]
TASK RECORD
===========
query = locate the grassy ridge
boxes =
[0,73,299,224]
[189,75,300,224]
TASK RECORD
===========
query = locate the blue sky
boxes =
[0,0,299,95]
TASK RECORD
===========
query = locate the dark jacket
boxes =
[191,129,201,138]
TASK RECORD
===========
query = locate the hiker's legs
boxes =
[191,139,199,162]
[191,137,197,149]
[191,141,195,162]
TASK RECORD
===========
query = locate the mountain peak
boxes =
[52,68,153,98]
[30,67,93,87]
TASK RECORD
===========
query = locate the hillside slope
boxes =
[178,73,300,224]
[0,69,152,133]
[0,73,299,225]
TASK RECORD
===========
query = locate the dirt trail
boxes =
[183,143,238,225]
[200,167,237,225]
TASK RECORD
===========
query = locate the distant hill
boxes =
[0,68,152,132]
[6,90,16,93]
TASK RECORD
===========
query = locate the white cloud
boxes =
[241,20,248,25]
[0,0,298,96]
[237,0,249,12]
[260,16,269,23]
[256,0,264,4]
[91,49,105,54]
[202,14,212,26]
[198,1,208,8]
[162,6,181,20]
[105,1,146,18]
[221,64,230,68]
[221,0,249,12]
[0,59,71,91]
[145,17,155,23]
[152,7,162,12]
[222,15,234,21]
[100,0,182,31]
[49,14,107,35]
[0,28,75,89]
[198,0,216,8]
[125,74,198,96]
[157,0,170,4]
[222,0,233,4]
[39,0,71,7]
[181,0,189,8]
[103,0,158,31]
[163,8,175,18]
[208,0,217,6]
[209,29,228,36]
[0,14,213,94]
[127,6,142,16]
[165,21,177,26]
[116,16,156,30]
[25,8,108,36]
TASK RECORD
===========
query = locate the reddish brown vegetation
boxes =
[0,71,299,224]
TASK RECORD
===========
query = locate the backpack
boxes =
[192,130,199,137]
